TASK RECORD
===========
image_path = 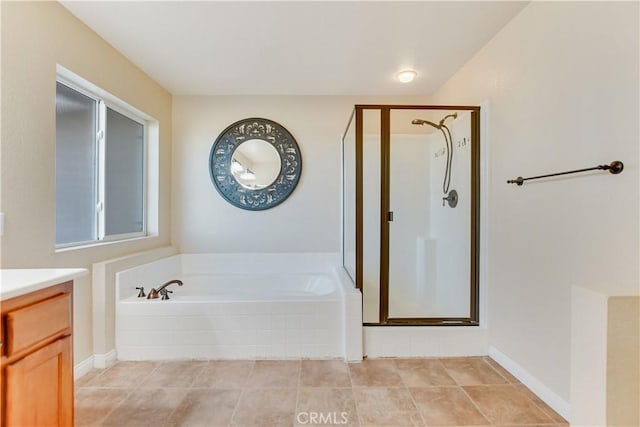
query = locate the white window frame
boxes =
[55,66,155,250]
[99,100,148,243]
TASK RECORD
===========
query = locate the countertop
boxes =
[0,268,88,301]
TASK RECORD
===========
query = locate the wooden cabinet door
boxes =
[3,336,72,427]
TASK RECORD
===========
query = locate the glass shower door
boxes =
[343,104,479,326]
[387,109,474,321]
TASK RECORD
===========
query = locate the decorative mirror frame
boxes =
[209,118,302,211]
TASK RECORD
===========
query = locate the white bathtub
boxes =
[115,253,362,361]
[120,273,338,302]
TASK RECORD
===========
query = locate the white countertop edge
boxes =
[0,268,89,301]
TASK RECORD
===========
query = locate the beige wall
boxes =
[0,2,173,363]
[429,1,639,408]
[172,95,428,254]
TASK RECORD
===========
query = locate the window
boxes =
[55,74,150,248]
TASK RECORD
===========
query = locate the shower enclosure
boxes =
[342,105,480,325]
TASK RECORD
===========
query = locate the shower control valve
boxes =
[442,189,459,208]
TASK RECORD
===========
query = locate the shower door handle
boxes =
[387,211,394,222]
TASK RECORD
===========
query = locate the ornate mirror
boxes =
[209,118,302,210]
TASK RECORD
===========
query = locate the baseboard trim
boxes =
[489,346,570,421]
[74,355,94,380]
[93,349,117,369]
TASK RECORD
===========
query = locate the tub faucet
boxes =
[147,279,183,299]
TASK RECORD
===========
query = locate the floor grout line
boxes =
[512,383,565,424]
[346,360,362,427]
[480,357,560,424]
[393,359,427,427]
[98,388,136,426]
[293,359,302,426]
[481,356,517,384]
[184,359,210,389]
[438,358,501,426]
[226,360,256,427]
[458,384,494,426]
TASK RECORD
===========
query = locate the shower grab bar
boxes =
[507,160,623,186]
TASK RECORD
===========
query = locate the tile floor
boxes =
[75,357,569,426]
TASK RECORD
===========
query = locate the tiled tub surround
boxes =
[115,254,362,361]
[75,357,569,426]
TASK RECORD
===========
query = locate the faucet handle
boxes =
[135,287,146,298]
[160,289,173,300]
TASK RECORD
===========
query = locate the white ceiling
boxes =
[60,1,527,96]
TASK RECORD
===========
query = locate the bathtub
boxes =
[121,273,338,302]
[115,253,362,361]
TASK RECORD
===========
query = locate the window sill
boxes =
[54,234,157,254]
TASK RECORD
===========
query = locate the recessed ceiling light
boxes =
[396,70,418,83]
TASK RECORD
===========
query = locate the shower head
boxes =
[411,118,441,129]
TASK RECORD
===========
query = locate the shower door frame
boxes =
[348,104,481,326]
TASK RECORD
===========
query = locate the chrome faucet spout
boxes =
[147,279,183,299]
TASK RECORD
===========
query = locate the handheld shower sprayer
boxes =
[412,113,458,199]
[411,113,457,128]
[411,118,440,128]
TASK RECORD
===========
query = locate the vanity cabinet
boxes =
[1,281,73,426]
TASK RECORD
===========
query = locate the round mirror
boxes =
[231,139,281,189]
[209,118,302,211]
